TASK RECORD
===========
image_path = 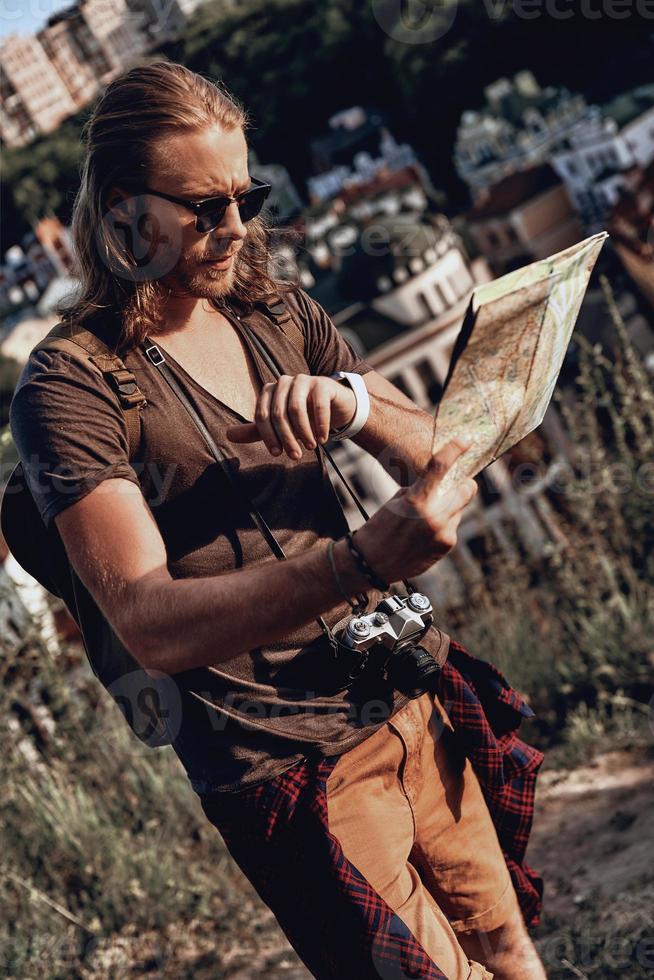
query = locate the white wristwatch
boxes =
[328,371,370,441]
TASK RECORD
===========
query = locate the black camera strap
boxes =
[235,312,372,522]
[234,311,416,599]
[141,303,418,652]
[141,335,365,654]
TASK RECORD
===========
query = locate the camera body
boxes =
[334,592,442,699]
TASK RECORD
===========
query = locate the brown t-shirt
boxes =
[10,286,449,793]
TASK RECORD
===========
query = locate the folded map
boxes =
[430,232,609,493]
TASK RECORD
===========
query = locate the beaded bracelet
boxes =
[345,531,390,593]
[326,539,368,614]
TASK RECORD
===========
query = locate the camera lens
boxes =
[385,643,442,699]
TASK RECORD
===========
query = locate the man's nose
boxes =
[215,200,248,241]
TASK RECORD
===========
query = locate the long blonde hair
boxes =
[59,61,293,352]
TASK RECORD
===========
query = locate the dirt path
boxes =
[530,748,654,917]
[529,746,654,979]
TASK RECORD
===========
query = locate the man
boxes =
[10,62,546,978]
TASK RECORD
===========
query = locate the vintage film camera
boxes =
[334,592,442,699]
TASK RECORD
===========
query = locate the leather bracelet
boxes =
[345,531,390,593]
[326,540,368,614]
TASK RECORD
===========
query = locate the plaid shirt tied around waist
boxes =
[200,639,544,980]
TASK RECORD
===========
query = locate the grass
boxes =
[0,626,254,978]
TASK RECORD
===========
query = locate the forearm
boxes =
[128,538,371,675]
[353,390,434,486]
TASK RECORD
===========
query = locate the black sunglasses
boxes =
[137,175,272,233]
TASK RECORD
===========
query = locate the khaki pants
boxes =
[325,691,520,979]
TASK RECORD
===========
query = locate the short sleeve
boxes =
[9,348,141,529]
[284,287,374,378]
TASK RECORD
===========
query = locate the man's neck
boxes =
[155,294,233,339]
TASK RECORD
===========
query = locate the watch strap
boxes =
[328,371,370,441]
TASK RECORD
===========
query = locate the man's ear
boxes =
[106,186,136,217]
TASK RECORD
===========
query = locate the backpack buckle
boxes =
[145,344,166,367]
[266,300,287,317]
[106,368,147,410]
[107,368,138,396]
[261,298,292,325]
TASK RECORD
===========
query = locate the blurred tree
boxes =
[3,111,87,245]
[0,355,21,429]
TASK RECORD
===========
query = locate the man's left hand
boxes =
[225,374,356,460]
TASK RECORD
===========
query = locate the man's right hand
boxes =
[352,439,478,584]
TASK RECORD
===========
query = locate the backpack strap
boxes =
[32,323,146,459]
[29,300,301,459]
[256,291,307,362]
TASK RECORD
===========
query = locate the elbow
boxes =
[114,574,188,675]
[118,616,160,676]
[115,589,168,677]
[125,629,176,678]
[120,611,192,677]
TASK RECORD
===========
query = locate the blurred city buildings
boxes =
[0,0,237,146]
[455,71,654,232]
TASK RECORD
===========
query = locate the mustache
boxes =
[201,247,241,261]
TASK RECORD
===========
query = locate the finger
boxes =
[429,439,472,475]
[254,382,282,455]
[438,513,463,553]
[308,382,332,445]
[413,440,472,495]
[225,422,261,443]
[269,375,304,460]
[455,477,478,511]
[430,478,478,523]
[286,375,318,450]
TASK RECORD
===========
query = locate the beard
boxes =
[164,245,242,301]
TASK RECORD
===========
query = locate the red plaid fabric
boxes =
[199,640,544,979]
[439,639,544,929]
